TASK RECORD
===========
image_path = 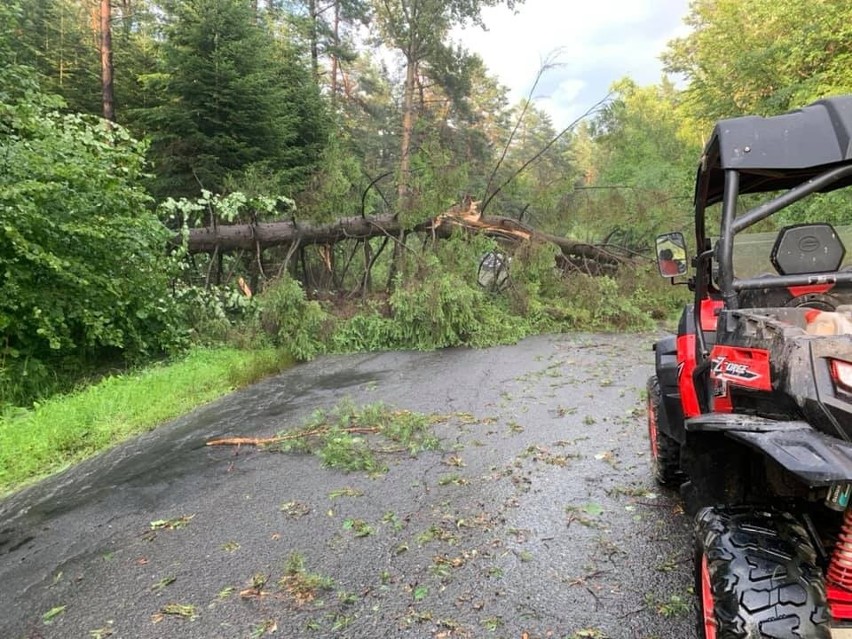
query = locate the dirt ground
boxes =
[0,333,697,639]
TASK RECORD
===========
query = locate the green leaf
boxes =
[583,503,603,516]
[42,605,66,624]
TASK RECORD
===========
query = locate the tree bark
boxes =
[308,0,319,81]
[100,0,115,122]
[330,0,340,108]
[398,56,417,206]
[176,207,620,266]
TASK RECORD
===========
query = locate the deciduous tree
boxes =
[664,0,852,121]
[578,78,700,242]
[0,2,184,403]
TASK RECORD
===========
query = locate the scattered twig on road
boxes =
[636,501,674,508]
[565,569,606,587]
[618,606,648,619]
[585,585,602,610]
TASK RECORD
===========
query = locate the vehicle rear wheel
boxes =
[694,506,830,638]
[647,375,682,485]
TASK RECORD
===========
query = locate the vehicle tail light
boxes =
[830,359,852,394]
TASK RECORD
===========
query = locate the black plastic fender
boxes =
[653,334,685,442]
[686,414,852,486]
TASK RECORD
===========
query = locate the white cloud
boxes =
[453,0,691,127]
[534,77,586,129]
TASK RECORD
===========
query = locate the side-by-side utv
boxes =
[648,95,852,638]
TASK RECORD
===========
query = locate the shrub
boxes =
[257,276,329,360]
[389,257,486,349]
[0,99,186,405]
[329,310,397,352]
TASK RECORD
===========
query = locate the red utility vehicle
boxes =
[648,95,852,638]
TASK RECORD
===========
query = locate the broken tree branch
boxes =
[206,426,381,447]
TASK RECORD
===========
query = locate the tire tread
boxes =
[694,506,830,639]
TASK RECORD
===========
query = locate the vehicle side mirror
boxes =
[655,232,688,278]
[477,251,510,291]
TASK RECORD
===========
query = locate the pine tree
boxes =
[145,0,328,198]
[15,0,102,114]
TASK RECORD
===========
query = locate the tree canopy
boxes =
[4,0,852,406]
[0,3,184,403]
[664,0,852,123]
[142,0,329,198]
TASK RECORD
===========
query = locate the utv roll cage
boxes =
[691,95,852,368]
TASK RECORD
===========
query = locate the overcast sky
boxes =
[453,0,692,129]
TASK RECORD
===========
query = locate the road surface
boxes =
[0,333,696,639]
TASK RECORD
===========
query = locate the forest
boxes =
[2,0,852,409]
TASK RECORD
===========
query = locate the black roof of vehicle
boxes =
[698,94,852,205]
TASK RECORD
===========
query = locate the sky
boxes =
[453,0,692,129]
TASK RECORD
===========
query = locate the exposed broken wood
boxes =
[178,200,621,266]
[432,200,621,265]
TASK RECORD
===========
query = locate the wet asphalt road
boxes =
[0,333,696,639]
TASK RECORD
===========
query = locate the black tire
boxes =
[694,506,830,639]
[647,375,682,485]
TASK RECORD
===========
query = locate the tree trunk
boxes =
[330,0,340,108]
[100,0,115,122]
[308,0,319,81]
[398,56,417,206]
[176,208,621,267]
[391,53,420,288]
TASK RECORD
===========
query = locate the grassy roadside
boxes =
[0,347,293,497]
[0,263,687,499]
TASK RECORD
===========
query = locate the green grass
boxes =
[0,347,293,495]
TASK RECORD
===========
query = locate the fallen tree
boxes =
[176,200,623,266]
